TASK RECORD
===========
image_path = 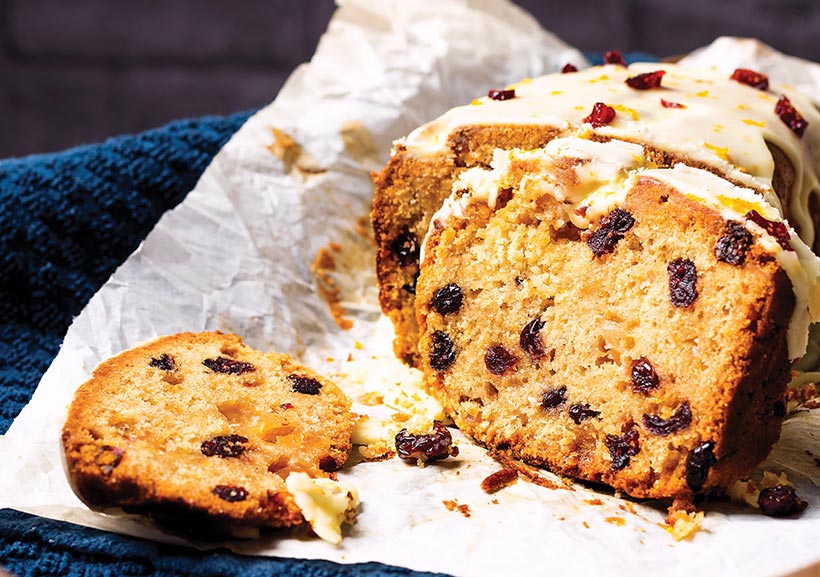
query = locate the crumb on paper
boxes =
[583,520,590,529]
[480,468,518,494]
[340,121,378,164]
[662,510,704,541]
[312,245,354,330]
[487,451,565,491]
[584,498,603,506]
[266,128,326,177]
[357,391,384,406]
[443,499,471,518]
[605,516,626,527]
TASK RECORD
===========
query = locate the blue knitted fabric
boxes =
[0,112,442,577]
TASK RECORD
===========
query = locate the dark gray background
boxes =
[2,0,819,159]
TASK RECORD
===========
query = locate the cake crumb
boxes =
[480,467,518,494]
[584,498,603,506]
[443,499,471,518]
[663,510,704,541]
[605,516,626,526]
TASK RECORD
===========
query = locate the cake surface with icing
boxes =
[372,61,820,501]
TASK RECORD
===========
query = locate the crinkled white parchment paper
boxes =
[1,1,820,575]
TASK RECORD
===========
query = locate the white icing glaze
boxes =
[423,138,820,358]
[405,62,820,247]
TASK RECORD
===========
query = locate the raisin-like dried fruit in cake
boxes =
[561,63,578,73]
[583,102,617,128]
[746,210,793,251]
[667,258,698,308]
[202,356,256,375]
[201,434,249,458]
[430,283,463,315]
[642,402,692,436]
[758,485,808,517]
[603,50,626,66]
[390,229,419,267]
[287,374,323,395]
[587,208,635,255]
[569,403,601,424]
[429,331,456,371]
[319,456,339,473]
[685,441,716,491]
[774,95,808,137]
[149,354,175,371]
[730,68,769,91]
[660,98,685,109]
[541,386,567,409]
[631,357,660,393]
[714,221,753,265]
[605,428,640,471]
[520,318,546,360]
[625,70,665,90]
[212,485,249,502]
[488,89,516,101]
[484,345,519,376]
[395,421,458,462]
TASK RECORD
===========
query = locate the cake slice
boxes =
[373,62,820,501]
[62,332,357,540]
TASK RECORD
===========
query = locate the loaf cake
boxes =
[372,61,820,501]
[62,332,357,540]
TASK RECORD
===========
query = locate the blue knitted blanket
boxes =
[0,112,441,577]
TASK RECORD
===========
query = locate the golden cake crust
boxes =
[62,331,354,531]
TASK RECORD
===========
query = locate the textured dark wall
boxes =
[2,0,819,159]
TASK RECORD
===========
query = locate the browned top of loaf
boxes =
[62,331,354,530]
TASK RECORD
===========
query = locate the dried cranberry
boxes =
[667,258,698,308]
[561,63,578,73]
[541,386,567,409]
[201,434,249,458]
[429,331,456,371]
[390,229,419,267]
[603,50,626,66]
[758,485,808,517]
[631,357,660,393]
[569,403,601,424]
[395,421,458,462]
[642,402,692,436]
[430,283,463,315]
[583,102,617,128]
[319,456,339,472]
[625,70,666,90]
[660,98,685,109]
[685,441,716,491]
[287,374,323,395]
[485,345,519,376]
[587,208,635,255]
[520,318,546,360]
[730,68,769,91]
[714,221,753,265]
[605,428,640,470]
[95,446,123,475]
[746,210,793,251]
[202,356,255,375]
[488,89,516,101]
[149,353,175,371]
[213,485,249,502]
[774,95,808,137]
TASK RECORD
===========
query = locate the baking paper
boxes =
[1,1,819,576]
